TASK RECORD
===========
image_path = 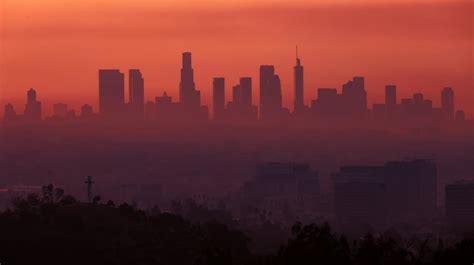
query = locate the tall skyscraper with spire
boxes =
[294,47,304,114]
[179,52,201,109]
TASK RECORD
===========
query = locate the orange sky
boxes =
[0,0,473,117]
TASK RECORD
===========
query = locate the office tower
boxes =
[212,77,225,120]
[129,69,144,118]
[259,65,282,120]
[24,88,42,120]
[240,162,319,223]
[155,92,181,122]
[240,77,252,107]
[332,166,387,232]
[226,77,257,122]
[3,103,16,121]
[311,88,342,116]
[413,93,424,105]
[333,159,437,227]
[81,104,93,117]
[99,70,124,115]
[383,160,437,222]
[385,85,397,113]
[446,181,474,230]
[342,76,367,117]
[232,85,241,105]
[53,103,68,118]
[293,48,304,114]
[179,52,201,109]
[441,87,454,119]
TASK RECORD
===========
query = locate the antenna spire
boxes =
[295,45,301,66]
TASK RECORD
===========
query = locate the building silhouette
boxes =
[341,76,367,118]
[293,49,304,114]
[239,162,320,224]
[129,69,145,118]
[225,77,258,122]
[240,77,252,107]
[385,85,397,115]
[179,52,201,109]
[333,159,437,229]
[259,65,284,120]
[446,181,474,230]
[312,88,340,117]
[3,103,16,121]
[24,88,42,120]
[99,70,124,115]
[81,104,93,117]
[441,87,454,119]
[213,77,225,121]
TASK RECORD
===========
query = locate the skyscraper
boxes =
[385,85,397,114]
[293,48,304,114]
[179,52,201,109]
[342,76,367,118]
[24,88,42,120]
[240,77,252,107]
[3,103,16,121]
[232,85,242,105]
[213,77,225,120]
[129,69,144,118]
[99,70,124,115]
[259,65,283,120]
[441,87,454,119]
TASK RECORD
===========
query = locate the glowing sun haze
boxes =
[0,0,472,116]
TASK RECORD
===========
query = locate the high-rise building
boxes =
[383,159,437,222]
[342,76,367,118]
[259,65,283,120]
[232,85,242,106]
[81,104,93,117]
[332,159,437,228]
[385,85,397,114]
[129,69,144,118]
[24,88,42,120]
[3,103,16,121]
[441,87,454,119]
[99,70,124,115]
[212,77,225,120]
[293,49,304,114]
[240,77,252,107]
[446,181,474,230]
[311,88,347,118]
[179,52,201,109]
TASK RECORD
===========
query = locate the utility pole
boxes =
[84,176,94,203]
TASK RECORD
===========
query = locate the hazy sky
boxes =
[1,0,472,116]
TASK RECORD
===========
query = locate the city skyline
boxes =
[1,50,471,120]
[1,0,472,117]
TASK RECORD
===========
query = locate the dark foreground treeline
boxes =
[0,186,473,265]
